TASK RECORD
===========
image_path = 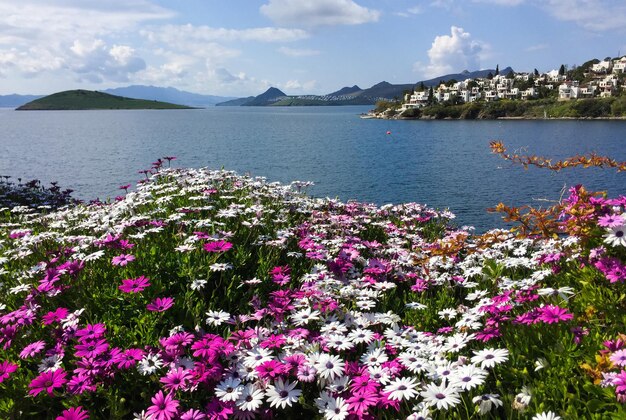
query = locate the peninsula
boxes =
[16,90,193,110]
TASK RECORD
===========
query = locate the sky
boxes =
[1,0,625,97]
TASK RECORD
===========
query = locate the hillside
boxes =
[389,97,626,120]
[16,90,193,110]
[103,85,235,107]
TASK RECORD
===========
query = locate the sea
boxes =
[1,105,625,232]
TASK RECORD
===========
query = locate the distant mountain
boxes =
[328,85,362,97]
[216,87,287,107]
[244,87,287,106]
[103,85,236,107]
[0,94,44,108]
[215,96,255,106]
[216,67,514,107]
[418,67,514,87]
[359,81,415,101]
[16,90,193,110]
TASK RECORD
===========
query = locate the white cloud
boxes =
[69,41,146,83]
[473,0,525,5]
[525,43,549,52]
[260,0,380,27]
[282,79,317,92]
[0,0,170,81]
[278,47,321,57]
[395,6,423,17]
[414,26,484,78]
[142,24,308,45]
[541,0,626,32]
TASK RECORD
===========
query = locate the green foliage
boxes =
[17,90,192,110]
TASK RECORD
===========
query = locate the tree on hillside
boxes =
[417,81,426,91]
[559,64,566,76]
[427,87,434,105]
[495,65,500,76]
[534,68,540,77]
[446,79,458,87]
[487,72,494,80]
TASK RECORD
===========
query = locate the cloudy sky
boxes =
[1,0,625,96]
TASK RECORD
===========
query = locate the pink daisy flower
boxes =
[75,324,106,342]
[598,214,625,228]
[55,406,89,420]
[537,305,573,324]
[119,276,151,293]
[74,339,109,358]
[146,390,179,420]
[111,254,135,266]
[0,360,18,383]
[611,349,626,367]
[28,368,68,396]
[42,307,69,325]
[203,240,233,253]
[160,367,191,392]
[19,340,46,359]
[147,297,174,312]
[113,348,145,369]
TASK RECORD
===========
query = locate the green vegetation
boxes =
[16,90,193,110]
[399,97,626,120]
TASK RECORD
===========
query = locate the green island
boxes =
[16,90,193,110]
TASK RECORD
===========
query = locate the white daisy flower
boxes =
[137,353,163,375]
[215,377,243,402]
[323,396,349,420]
[449,365,487,390]
[347,328,375,344]
[604,225,626,247]
[266,378,301,409]
[472,394,503,415]
[315,354,345,381]
[206,310,231,326]
[532,411,562,420]
[383,377,420,401]
[325,334,354,351]
[290,307,321,326]
[420,382,461,410]
[190,278,207,290]
[360,347,388,366]
[471,348,509,369]
[236,383,265,411]
[37,354,63,373]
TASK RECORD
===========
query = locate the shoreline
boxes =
[362,112,626,121]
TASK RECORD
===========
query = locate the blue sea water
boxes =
[1,106,625,231]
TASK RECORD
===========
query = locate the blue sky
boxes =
[1,0,625,96]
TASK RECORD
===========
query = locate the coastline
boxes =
[362,112,626,121]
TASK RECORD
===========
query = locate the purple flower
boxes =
[611,349,626,367]
[598,213,625,228]
[537,305,573,324]
[146,391,179,420]
[112,348,145,369]
[75,324,106,342]
[147,297,174,312]
[55,406,89,420]
[203,240,233,253]
[119,276,151,293]
[19,340,46,359]
[0,360,18,383]
[111,254,135,266]
[160,367,191,392]
[28,368,68,396]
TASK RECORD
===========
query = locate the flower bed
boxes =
[0,164,625,419]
